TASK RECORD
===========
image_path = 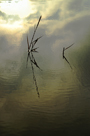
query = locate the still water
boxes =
[0,0,90,136]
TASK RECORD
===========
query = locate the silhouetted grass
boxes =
[26,16,42,97]
[27,16,42,53]
[63,43,74,69]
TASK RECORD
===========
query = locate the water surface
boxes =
[0,0,90,136]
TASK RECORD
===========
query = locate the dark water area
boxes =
[0,0,90,136]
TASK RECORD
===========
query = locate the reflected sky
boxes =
[0,0,90,48]
[0,0,90,94]
[0,0,90,90]
[0,0,90,34]
[0,1,90,135]
[0,0,90,39]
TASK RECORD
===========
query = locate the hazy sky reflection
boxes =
[0,0,90,85]
[0,0,90,44]
[0,0,90,83]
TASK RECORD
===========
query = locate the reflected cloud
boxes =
[0,0,90,47]
[0,10,20,23]
[69,35,90,86]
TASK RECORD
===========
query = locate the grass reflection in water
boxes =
[26,16,42,97]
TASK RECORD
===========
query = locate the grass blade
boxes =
[32,36,43,48]
[27,35,30,51]
[65,43,74,50]
[29,16,42,50]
